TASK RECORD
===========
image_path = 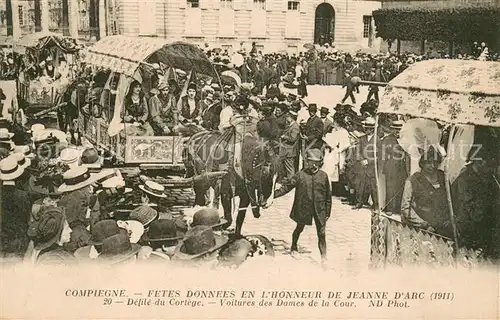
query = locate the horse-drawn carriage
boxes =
[14,31,81,129]
[371,59,500,268]
[76,35,223,182]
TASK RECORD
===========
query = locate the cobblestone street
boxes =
[227,191,373,275]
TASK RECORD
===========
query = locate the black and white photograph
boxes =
[0,0,499,318]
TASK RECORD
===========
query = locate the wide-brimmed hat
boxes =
[142,219,184,242]
[0,128,14,140]
[101,176,132,193]
[97,233,141,264]
[59,147,82,167]
[139,180,167,198]
[129,205,159,228]
[173,225,228,261]
[218,238,253,268]
[320,107,330,114]
[390,120,405,129]
[361,117,376,127]
[190,208,227,229]
[0,155,25,181]
[57,167,95,193]
[14,145,35,159]
[88,219,123,246]
[80,147,102,169]
[27,206,66,251]
[12,152,31,169]
[306,148,323,162]
[308,103,318,112]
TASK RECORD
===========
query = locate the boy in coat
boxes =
[275,148,331,263]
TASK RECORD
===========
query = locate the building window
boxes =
[363,16,372,38]
[18,6,23,26]
[253,0,265,10]
[220,0,233,9]
[287,1,299,11]
[187,0,199,8]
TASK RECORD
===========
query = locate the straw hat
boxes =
[361,117,376,127]
[0,155,25,181]
[101,176,132,193]
[59,148,82,167]
[139,180,167,199]
[173,225,228,261]
[390,120,405,129]
[12,152,31,169]
[0,128,14,140]
[129,205,159,228]
[14,145,35,159]
[30,123,46,135]
[57,167,95,193]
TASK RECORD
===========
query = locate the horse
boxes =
[183,116,280,236]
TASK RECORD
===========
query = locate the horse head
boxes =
[244,140,280,209]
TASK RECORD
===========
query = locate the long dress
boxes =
[323,127,351,182]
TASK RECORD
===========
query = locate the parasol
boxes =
[398,118,442,164]
[221,70,241,89]
[378,59,500,128]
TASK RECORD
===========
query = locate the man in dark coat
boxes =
[275,103,289,132]
[275,148,331,262]
[452,147,497,251]
[319,107,333,135]
[278,109,300,182]
[303,104,324,151]
[256,102,281,142]
[353,117,379,210]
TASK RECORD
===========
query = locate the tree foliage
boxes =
[373,7,500,42]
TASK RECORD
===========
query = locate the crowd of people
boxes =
[0,38,499,267]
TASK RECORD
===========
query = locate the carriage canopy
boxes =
[13,31,80,54]
[83,35,218,79]
[378,59,500,127]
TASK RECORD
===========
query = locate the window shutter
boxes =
[138,1,156,35]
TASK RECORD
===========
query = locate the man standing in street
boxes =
[275,149,331,264]
[279,107,300,182]
[319,107,333,135]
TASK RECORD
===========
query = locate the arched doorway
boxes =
[314,3,335,45]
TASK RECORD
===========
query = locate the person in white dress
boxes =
[322,114,351,194]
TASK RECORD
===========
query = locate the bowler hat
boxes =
[308,104,317,112]
[97,233,141,264]
[173,225,228,260]
[191,208,227,229]
[320,107,330,114]
[306,148,323,162]
[89,219,123,246]
[142,219,184,242]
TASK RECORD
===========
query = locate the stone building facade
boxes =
[115,0,382,54]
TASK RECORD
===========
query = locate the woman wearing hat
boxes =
[179,82,202,124]
[57,167,101,231]
[122,81,154,136]
[1,156,32,257]
[24,205,74,264]
[274,148,331,263]
[400,146,452,237]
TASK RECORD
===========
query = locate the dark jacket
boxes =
[1,185,32,256]
[280,117,300,158]
[275,168,331,226]
[304,115,324,149]
[179,96,202,121]
[257,114,281,141]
